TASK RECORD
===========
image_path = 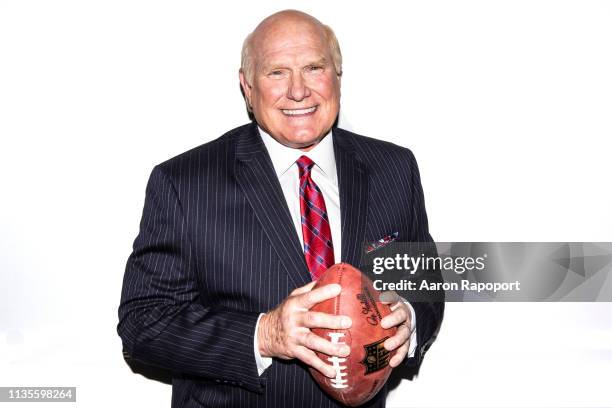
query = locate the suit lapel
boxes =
[333,128,370,268]
[234,123,311,288]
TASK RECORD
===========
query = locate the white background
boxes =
[1,1,611,407]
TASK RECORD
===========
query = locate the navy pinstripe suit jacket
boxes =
[118,122,444,407]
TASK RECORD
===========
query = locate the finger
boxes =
[389,341,409,368]
[384,324,409,351]
[294,346,337,378]
[381,305,408,329]
[291,281,317,296]
[298,283,341,309]
[301,311,352,330]
[379,290,400,304]
[300,331,350,357]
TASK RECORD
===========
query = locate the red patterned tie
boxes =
[297,156,335,280]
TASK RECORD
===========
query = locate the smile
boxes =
[281,106,318,116]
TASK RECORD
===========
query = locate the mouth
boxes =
[281,105,318,117]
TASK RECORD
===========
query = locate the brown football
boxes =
[309,263,397,407]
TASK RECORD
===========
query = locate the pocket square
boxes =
[365,232,399,253]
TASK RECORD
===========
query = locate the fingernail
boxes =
[340,346,350,356]
[329,284,341,294]
[341,317,352,328]
[385,340,394,350]
[327,367,337,378]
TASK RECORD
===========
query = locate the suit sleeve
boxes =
[403,149,445,372]
[117,165,265,393]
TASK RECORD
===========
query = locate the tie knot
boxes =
[296,155,315,178]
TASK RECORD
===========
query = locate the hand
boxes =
[258,281,353,378]
[379,290,412,367]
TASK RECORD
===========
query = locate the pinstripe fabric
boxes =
[117,122,444,407]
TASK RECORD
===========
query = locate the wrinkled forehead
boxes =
[252,20,331,64]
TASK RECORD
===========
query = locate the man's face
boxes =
[240,21,341,150]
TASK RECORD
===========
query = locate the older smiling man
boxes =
[238,11,342,150]
[118,9,443,408]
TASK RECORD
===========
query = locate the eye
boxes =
[306,65,324,72]
[268,69,286,78]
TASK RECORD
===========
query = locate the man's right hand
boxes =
[257,281,352,378]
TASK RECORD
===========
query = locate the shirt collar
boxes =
[259,126,337,185]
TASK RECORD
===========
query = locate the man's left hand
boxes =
[380,291,412,368]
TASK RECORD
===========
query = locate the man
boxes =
[118,10,443,407]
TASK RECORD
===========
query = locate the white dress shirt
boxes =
[253,127,417,375]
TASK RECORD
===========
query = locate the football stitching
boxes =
[335,263,343,316]
[327,264,348,390]
[327,332,348,389]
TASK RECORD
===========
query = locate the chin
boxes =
[292,128,327,143]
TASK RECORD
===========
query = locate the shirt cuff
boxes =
[405,300,418,358]
[254,313,273,376]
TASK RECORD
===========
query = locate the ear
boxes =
[239,69,253,110]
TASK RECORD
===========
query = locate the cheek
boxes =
[255,83,287,110]
[313,75,340,101]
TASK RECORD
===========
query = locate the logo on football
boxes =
[309,263,397,407]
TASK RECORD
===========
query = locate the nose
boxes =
[287,72,311,101]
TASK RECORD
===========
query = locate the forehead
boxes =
[253,21,331,67]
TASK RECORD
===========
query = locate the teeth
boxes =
[282,106,317,115]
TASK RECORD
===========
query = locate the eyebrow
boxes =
[262,57,329,72]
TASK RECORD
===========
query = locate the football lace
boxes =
[327,332,348,389]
